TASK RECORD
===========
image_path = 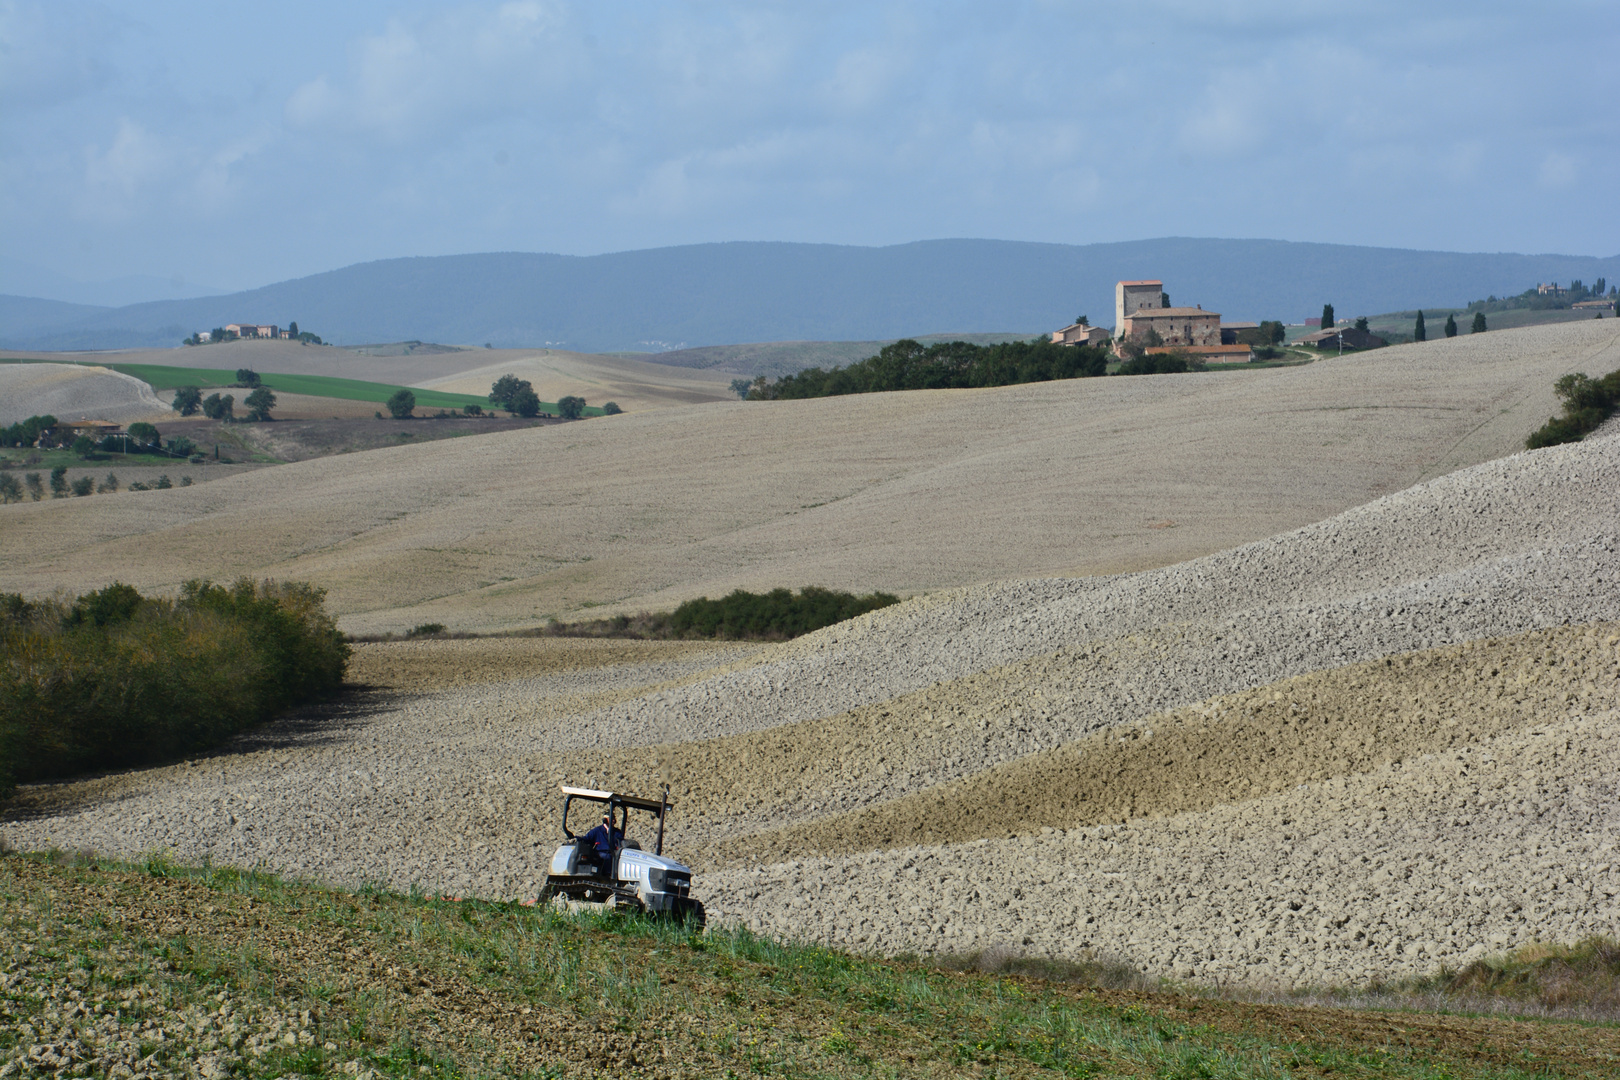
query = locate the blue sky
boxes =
[2,1,1616,302]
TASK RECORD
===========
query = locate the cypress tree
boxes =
[1414,311,1427,342]
[1444,313,1458,337]
[1471,311,1487,333]
[1321,304,1335,330]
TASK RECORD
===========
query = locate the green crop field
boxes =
[0,357,605,417]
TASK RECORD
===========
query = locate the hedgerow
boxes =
[1526,368,1620,449]
[666,586,899,639]
[535,586,901,642]
[0,579,349,795]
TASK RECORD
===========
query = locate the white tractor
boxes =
[538,784,705,925]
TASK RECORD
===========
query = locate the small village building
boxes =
[225,323,281,339]
[1051,322,1110,347]
[58,420,123,440]
[1114,280,1165,330]
[1295,327,1386,350]
[1120,306,1222,349]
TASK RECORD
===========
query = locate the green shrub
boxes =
[202,392,234,420]
[602,401,623,415]
[406,622,446,638]
[70,476,93,497]
[557,395,587,419]
[0,475,21,504]
[24,473,43,501]
[387,389,416,419]
[1525,368,1620,449]
[0,579,349,795]
[1116,351,1199,376]
[49,466,68,497]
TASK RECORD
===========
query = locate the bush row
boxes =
[0,579,349,795]
[1526,368,1620,449]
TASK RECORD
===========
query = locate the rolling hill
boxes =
[4,238,1617,353]
[2,319,1613,635]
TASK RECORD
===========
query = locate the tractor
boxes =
[538,784,705,925]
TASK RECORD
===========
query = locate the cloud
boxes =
[1538,152,1578,190]
[284,2,582,143]
[81,119,170,217]
[0,0,124,109]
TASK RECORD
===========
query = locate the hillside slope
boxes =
[8,420,1618,988]
[1,320,1613,634]
[5,238,1618,351]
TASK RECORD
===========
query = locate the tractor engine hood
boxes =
[615,848,693,893]
[617,847,691,884]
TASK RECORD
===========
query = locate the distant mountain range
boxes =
[3,238,1617,354]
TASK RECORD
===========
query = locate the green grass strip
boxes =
[0,356,605,416]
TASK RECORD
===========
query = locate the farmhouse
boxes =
[1296,326,1387,351]
[224,323,289,339]
[1120,306,1222,348]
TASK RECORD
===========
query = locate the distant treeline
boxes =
[747,338,1109,399]
[1526,368,1620,450]
[0,579,349,795]
[539,586,902,642]
[1470,279,1616,314]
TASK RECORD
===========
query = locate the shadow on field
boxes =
[1,685,405,822]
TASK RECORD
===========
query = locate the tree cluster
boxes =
[749,338,1108,400]
[1233,321,1287,347]
[0,415,59,448]
[1467,279,1617,315]
[0,579,349,795]
[176,384,273,420]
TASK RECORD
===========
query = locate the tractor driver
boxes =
[581,810,623,875]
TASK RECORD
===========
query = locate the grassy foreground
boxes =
[2,852,1616,1079]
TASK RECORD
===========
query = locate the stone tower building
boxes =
[1115,280,1165,331]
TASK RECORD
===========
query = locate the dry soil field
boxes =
[6,412,1619,991]
[0,319,1615,635]
[0,362,168,426]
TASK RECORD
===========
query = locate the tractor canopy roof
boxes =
[559,784,671,813]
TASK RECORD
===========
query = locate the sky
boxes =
[2,1,1617,303]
